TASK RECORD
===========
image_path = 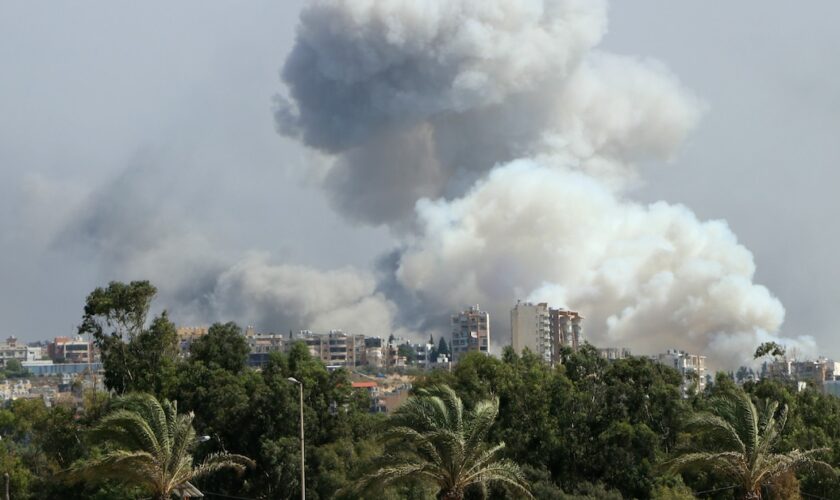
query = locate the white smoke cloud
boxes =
[266,0,810,367]
[209,252,397,338]
[395,160,808,367]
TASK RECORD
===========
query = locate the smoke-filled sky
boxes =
[1,1,838,368]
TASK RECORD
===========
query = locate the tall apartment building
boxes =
[451,305,490,361]
[511,302,551,363]
[549,308,583,363]
[652,349,707,397]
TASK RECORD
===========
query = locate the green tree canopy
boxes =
[189,322,250,373]
[78,281,177,395]
[354,385,532,499]
[669,390,834,499]
[74,393,253,500]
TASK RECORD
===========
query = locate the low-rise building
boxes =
[597,347,632,361]
[652,349,707,397]
[175,326,209,356]
[294,330,367,369]
[47,336,94,364]
[0,336,29,368]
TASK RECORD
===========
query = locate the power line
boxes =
[202,491,258,500]
[801,492,831,500]
[693,484,737,496]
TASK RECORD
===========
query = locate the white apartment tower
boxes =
[451,305,490,361]
[510,302,551,363]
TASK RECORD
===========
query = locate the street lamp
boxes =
[288,377,305,500]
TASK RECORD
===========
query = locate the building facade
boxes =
[652,349,707,396]
[510,302,551,363]
[44,337,94,364]
[549,308,583,363]
[598,347,632,361]
[451,305,490,361]
[0,336,28,368]
[295,330,366,369]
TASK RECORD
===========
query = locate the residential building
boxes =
[294,330,366,369]
[175,326,208,356]
[47,336,94,364]
[413,342,435,368]
[245,330,286,354]
[510,301,551,363]
[598,347,632,361]
[0,336,28,368]
[549,308,583,362]
[763,357,836,386]
[652,349,707,397]
[245,330,287,368]
[451,305,490,361]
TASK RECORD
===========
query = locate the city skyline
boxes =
[2,1,839,370]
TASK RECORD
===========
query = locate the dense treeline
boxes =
[0,281,837,499]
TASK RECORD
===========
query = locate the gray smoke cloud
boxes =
[272,0,814,366]
[275,0,701,224]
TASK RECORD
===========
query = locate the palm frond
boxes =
[190,452,254,481]
[683,412,746,454]
[667,451,744,479]
[463,459,533,498]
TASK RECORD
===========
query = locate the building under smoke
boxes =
[451,305,490,362]
[510,301,583,364]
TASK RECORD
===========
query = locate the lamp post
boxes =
[288,377,305,500]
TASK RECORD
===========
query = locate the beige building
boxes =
[549,308,583,362]
[296,330,366,369]
[176,326,208,356]
[451,305,490,361]
[510,301,551,363]
[0,336,28,368]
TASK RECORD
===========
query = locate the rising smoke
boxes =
[270,0,814,366]
[52,0,812,367]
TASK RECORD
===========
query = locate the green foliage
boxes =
[754,342,786,360]
[3,358,28,378]
[72,393,253,499]
[353,385,532,499]
[79,281,177,395]
[398,342,417,364]
[438,337,450,356]
[188,321,250,373]
[669,389,834,499]
[6,283,837,499]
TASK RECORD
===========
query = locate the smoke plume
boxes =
[270,0,813,366]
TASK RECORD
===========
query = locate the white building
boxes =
[652,349,707,397]
[598,347,632,361]
[510,301,551,363]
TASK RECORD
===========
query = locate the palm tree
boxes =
[668,390,833,499]
[354,385,531,499]
[75,393,253,500]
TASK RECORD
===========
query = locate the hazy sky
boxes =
[1,1,837,362]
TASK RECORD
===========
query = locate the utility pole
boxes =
[287,377,305,500]
[5,471,10,500]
